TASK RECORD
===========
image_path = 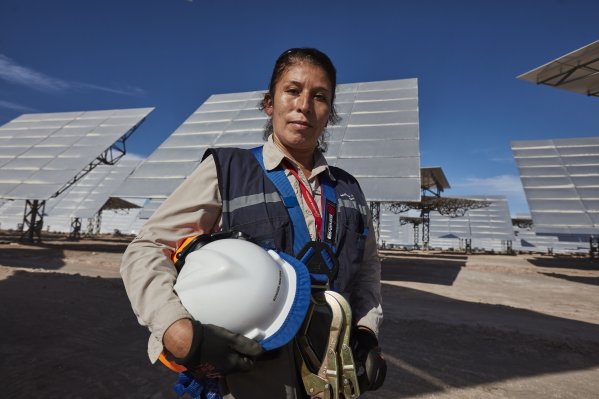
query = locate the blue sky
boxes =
[1,0,598,216]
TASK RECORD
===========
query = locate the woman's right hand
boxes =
[163,318,195,358]
[166,319,264,376]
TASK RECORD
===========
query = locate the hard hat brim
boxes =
[259,251,311,351]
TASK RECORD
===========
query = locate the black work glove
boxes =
[175,320,264,377]
[351,328,387,392]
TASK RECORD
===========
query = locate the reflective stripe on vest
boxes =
[222,192,282,214]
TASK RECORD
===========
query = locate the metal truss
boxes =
[19,200,46,243]
[537,56,599,97]
[386,197,491,249]
[512,218,533,229]
[49,118,145,199]
[386,196,491,218]
[421,211,430,249]
[86,212,102,236]
[464,238,472,254]
[502,239,514,255]
[69,217,82,240]
[400,216,422,248]
[369,202,381,244]
[590,237,599,258]
[16,118,145,243]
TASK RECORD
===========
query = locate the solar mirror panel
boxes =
[518,40,599,97]
[378,209,397,245]
[379,208,423,246]
[429,196,514,250]
[44,157,142,219]
[138,198,165,220]
[0,200,24,229]
[114,79,420,203]
[97,197,147,235]
[430,211,471,239]
[512,137,599,235]
[0,157,142,230]
[466,196,514,240]
[0,108,153,200]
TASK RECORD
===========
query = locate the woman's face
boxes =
[265,62,332,154]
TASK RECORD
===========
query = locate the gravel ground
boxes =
[1,237,598,398]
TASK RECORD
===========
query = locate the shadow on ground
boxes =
[41,241,130,254]
[380,254,465,286]
[542,272,599,286]
[2,264,598,398]
[527,256,599,271]
[0,240,130,271]
[367,284,599,399]
[381,251,468,261]
[0,271,174,398]
[0,246,66,270]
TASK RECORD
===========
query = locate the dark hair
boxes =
[259,48,341,150]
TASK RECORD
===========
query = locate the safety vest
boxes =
[203,147,370,293]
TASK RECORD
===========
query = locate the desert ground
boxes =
[1,233,598,398]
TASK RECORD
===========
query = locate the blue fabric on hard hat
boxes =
[259,250,311,351]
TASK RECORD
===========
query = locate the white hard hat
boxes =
[174,238,311,351]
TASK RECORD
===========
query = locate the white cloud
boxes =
[0,54,68,92]
[0,54,145,96]
[0,99,36,112]
[468,147,515,164]
[76,82,146,96]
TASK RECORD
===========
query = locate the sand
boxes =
[1,236,598,398]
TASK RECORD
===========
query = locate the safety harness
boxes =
[171,146,362,399]
[251,146,361,399]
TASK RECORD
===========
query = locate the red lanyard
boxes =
[284,160,322,240]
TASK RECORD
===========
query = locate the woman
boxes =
[121,48,384,398]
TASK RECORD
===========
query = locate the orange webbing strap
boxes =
[171,235,199,263]
[158,235,199,373]
[159,352,188,373]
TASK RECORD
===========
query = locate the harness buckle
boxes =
[297,241,339,286]
[294,291,361,399]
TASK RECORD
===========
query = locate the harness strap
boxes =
[251,146,311,256]
[250,146,339,287]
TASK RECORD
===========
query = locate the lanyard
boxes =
[284,160,323,240]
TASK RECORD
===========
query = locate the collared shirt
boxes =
[120,135,382,362]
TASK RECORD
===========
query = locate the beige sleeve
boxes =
[120,154,222,362]
[352,210,384,338]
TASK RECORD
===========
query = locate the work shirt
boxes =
[120,135,383,363]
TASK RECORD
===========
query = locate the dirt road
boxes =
[1,238,598,398]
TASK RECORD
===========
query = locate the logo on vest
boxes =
[324,199,337,243]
